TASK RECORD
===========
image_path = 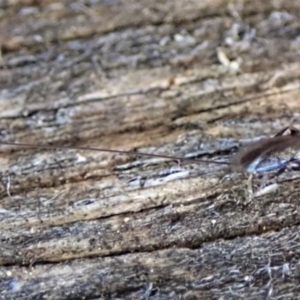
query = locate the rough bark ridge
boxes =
[1,0,300,299]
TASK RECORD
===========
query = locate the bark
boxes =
[1,0,300,299]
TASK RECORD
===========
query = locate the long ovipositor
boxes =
[0,126,299,175]
[0,140,229,166]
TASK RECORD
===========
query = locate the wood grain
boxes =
[1,0,300,299]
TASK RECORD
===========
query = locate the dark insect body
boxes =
[0,126,299,176]
[232,126,300,175]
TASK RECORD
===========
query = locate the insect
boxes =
[232,126,300,176]
[0,126,299,177]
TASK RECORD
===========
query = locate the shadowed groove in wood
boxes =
[3,227,300,299]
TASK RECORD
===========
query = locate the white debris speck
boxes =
[76,153,87,163]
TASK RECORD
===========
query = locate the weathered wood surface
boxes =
[1,0,300,299]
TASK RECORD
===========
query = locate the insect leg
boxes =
[274,126,300,137]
